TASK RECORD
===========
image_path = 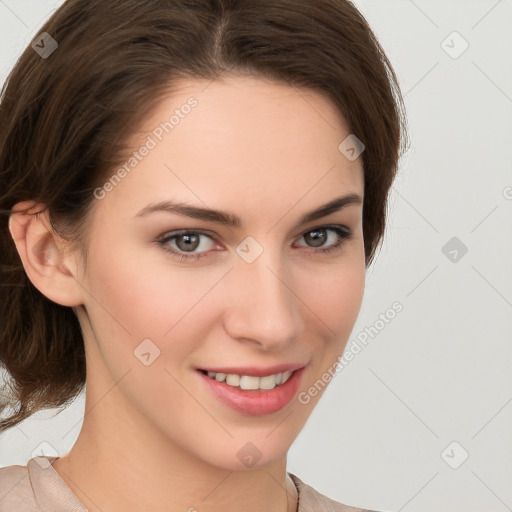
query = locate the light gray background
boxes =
[0,1,511,511]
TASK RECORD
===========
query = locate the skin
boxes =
[9,75,366,512]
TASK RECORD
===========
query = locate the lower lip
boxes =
[197,368,305,416]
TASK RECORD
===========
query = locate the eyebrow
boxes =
[135,193,362,228]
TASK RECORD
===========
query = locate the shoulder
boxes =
[289,473,380,512]
[1,456,86,512]
[0,461,37,512]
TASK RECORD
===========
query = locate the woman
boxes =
[0,0,407,510]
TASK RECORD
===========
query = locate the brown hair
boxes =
[0,0,408,431]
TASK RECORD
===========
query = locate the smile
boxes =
[197,366,306,416]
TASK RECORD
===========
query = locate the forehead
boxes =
[94,75,364,221]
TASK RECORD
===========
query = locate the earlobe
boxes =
[8,201,84,307]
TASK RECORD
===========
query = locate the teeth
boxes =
[240,375,260,390]
[204,370,294,390]
[226,374,240,387]
[259,374,278,390]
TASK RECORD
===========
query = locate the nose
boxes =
[222,247,305,352]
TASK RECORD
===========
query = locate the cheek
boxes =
[83,244,225,361]
[299,255,366,334]
[81,252,210,413]
[297,255,366,376]
[325,266,365,326]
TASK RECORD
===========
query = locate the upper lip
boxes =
[197,363,307,378]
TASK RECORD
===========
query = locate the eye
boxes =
[294,226,352,255]
[156,225,353,262]
[157,229,218,262]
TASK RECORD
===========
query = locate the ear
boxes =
[8,200,85,307]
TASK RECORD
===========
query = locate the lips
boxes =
[196,365,307,416]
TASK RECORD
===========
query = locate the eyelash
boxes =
[156,225,353,262]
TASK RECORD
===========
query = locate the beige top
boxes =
[0,456,377,512]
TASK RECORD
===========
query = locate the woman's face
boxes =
[75,75,366,470]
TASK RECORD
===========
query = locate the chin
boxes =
[186,433,293,472]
